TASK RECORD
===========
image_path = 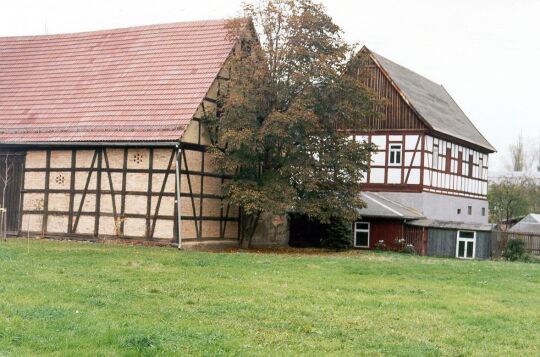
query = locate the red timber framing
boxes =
[350,131,490,199]
[20,144,240,244]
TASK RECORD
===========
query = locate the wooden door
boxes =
[0,152,24,234]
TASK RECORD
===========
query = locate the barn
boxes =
[0,20,244,247]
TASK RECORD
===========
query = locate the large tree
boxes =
[204,0,379,246]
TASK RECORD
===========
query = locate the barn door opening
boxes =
[0,152,24,235]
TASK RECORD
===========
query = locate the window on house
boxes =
[468,154,474,177]
[468,206,472,215]
[445,148,452,173]
[482,207,486,216]
[353,222,370,248]
[456,230,476,259]
[388,144,402,166]
[457,208,461,214]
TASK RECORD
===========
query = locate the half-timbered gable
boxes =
[0,20,244,246]
[356,47,495,204]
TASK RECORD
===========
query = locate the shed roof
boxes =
[508,213,540,233]
[0,20,236,142]
[364,47,495,152]
[406,219,493,232]
[357,192,425,220]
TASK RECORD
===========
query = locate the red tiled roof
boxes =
[0,19,235,143]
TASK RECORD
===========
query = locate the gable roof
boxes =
[509,213,540,233]
[362,47,495,152]
[0,19,236,143]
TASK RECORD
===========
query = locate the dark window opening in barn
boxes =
[353,222,370,248]
[457,151,463,175]
[445,148,452,173]
[457,208,461,215]
[389,144,402,166]
[481,207,486,216]
[468,154,474,177]
[456,230,476,259]
[468,206,472,215]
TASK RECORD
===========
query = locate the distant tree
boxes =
[488,176,538,226]
[204,0,379,246]
[509,134,526,172]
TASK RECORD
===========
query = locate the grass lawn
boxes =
[0,240,538,356]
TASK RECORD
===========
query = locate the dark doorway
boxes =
[0,152,24,234]
[289,214,327,248]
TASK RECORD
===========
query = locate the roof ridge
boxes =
[0,18,241,41]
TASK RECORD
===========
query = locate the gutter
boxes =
[0,141,180,148]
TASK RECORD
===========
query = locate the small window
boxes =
[456,230,476,259]
[353,222,370,248]
[468,154,474,177]
[468,206,472,215]
[481,207,486,216]
[457,151,463,175]
[388,144,402,166]
[457,208,461,215]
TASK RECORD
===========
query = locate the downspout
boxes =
[175,145,182,249]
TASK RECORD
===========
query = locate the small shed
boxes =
[407,220,493,259]
[508,214,540,234]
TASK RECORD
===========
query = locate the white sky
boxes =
[1,0,539,171]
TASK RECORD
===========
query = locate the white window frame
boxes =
[456,230,476,259]
[353,222,370,248]
[388,143,402,166]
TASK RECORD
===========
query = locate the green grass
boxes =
[0,240,539,356]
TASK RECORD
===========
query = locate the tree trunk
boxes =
[239,209,261,248]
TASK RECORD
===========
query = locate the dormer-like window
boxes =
[389,144,402,166]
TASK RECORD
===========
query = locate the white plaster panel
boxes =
[370,168,385,183]
[405,135,419,150]
[371,135,386,150]
[371,151,386,166]
[387,168,401,184]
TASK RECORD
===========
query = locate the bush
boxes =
[502,239,529,261]
[402,244,416,254]
[374,240,387,251]
[321,217,352,251]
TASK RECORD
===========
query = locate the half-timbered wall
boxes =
[423,135,488,198]
[352,133,424,189]
[20,147,239,243]
[352,133,488,199]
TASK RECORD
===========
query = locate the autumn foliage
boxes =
[204,0,380,245]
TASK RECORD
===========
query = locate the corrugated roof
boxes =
[365,47,495,152]
[0,19,236,142]
[357,192,425,220]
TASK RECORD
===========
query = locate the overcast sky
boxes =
[1,0,539,171]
